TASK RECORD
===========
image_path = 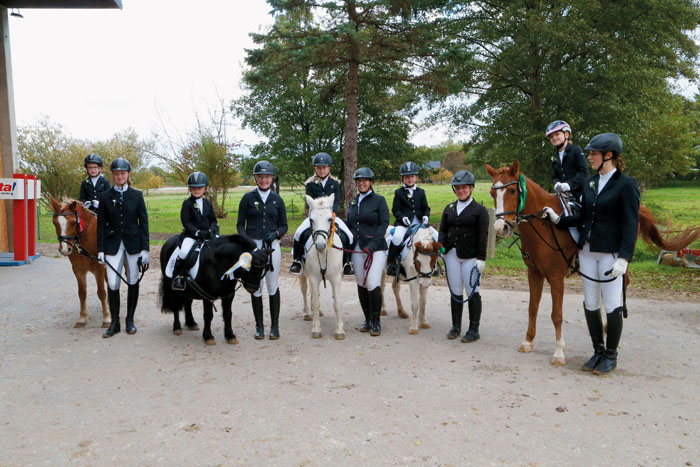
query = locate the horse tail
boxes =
[638,205,700,251]
[159,275,184,314]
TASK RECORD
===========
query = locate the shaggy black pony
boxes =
[159,234,272,345]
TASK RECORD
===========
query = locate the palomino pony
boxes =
[159,234,272,345]
[50,197,109,329]
[298,194,345,340]
[486,160,700,365]
[381,226,442,334]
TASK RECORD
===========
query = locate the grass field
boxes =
[38,181,699,293]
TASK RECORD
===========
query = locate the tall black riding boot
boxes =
[447,295,463,340]
[125,284,139,335]
[171,257,186,291]
[103,288,121,338]
[461,292,482,343]
[369,287,383,336]
[593,307,623,375]
[289,239,303,275]
[357,286,371,332]
[252,295,265,339]
[386,243,402,276]
[342,250,354,276]
[582,304,605,371]
[269,290,281,340]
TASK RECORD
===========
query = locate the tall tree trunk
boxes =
[343,0,360,213]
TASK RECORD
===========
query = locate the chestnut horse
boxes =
[50,197,109,329]
[486,160,700,366]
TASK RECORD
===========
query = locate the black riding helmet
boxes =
[399,161,418,176]
[84,153,103,168]
[313,152,333,167]
[253,160,276,175]
[110,158,131,172]
[451,170,475,186]
[187,171,208,187]
[585,133,623,156]
[353,167,375,180]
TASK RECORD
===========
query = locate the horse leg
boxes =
[418,285,430,330]
[172,307,183,336]
[300,274,312,321]
[73,267,88,328]
[222,295,238,344]
[331,276,345,340]
[407,280,420,334]
[310,278,322,339]
[95,267,109,328]
[184,299,199,330]
[548,275,566,366]
[202,301,215,345]
[393,278,409,319]
[519,266,545,353]
[380,270,389,316]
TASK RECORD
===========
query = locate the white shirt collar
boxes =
[114,185,129,193]
[257,187,270,203]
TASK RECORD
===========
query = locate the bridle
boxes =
[413,245,440,279]
[308,212,337,288]
[52,209,92,251]
[490,174,530,229]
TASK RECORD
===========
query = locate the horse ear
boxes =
[305,195,314,209]
[485,164,497,178]
[328,193,334,205]
[69,200,78,210]
[433,242,442,251]
[509,159,520,175]
[50,197,60,212]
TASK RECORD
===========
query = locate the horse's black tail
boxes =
[159,275,184,314]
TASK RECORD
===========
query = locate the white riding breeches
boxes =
[352,250,387,290]
[294,217,353,244]
[252,239,281,297]
[389,216,420,246]
[444,249,480,297]
[105,241,140,290]
[579,243,623,312]
[179,237,196,259]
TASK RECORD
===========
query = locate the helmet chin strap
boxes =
[555,138,568,151]
[597,153,615,172]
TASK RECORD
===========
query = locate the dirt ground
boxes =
[1,245,699,466]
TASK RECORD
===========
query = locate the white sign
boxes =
[0,178,22,200]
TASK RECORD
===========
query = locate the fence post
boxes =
[487,207,496,259]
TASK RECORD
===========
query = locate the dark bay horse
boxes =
[486,160,700,365]
[50,197,110,329]
[159,234,272,345]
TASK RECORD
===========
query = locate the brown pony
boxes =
[486,160,700,366]
[50,197,109,329]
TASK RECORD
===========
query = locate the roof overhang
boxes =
[1,0,121,8]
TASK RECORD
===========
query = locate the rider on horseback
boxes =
[171,172,219,291]
[546,120,588,201]
[289,152,354,276]
[386,162,432,277]
[79,153,111,213]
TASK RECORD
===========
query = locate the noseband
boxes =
[413,247,439,279]
[491,174,528,228]
[52,210,89,245]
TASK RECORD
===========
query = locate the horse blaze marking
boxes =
[57,215,68,239]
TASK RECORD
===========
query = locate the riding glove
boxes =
[402,217,411,226]
[84,201,92,209]
[92,200,99,209]
[541,207,560,224]
[263,231,278,244]
[554,182,571,193]
[476,259,485,274]
[421,216,429,227]
[97,252,105,264]
[140,250,149,265]
[609,258,628,278]
[196,229,211,239]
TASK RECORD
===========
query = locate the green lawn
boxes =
[38,181,699,292]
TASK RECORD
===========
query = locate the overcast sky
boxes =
[8,0,454,154]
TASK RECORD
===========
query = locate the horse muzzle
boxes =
[494,219,514,238]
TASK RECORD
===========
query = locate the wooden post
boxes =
[487,207,496,259]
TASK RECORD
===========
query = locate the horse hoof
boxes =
[186,324,200,331]
[319,311,324,317]
[74,322,86,328]
[205,338,216,346]
[312,331,322,339]
[408,328,419,335]
[227,337,239,345]
[518,343,533,353]
[101,322,110,329]
[381,310,388,316]
[173,329,183,336]
[551,357,566,366]
[398,311,409,319]
[303,314,313,321]
[420,323,431,329]
[334,333,345,341]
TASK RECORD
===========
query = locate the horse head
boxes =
[50,197,91,256]
[306,194,335,251]
[412,227,442,288]
[239,248,274,293]
[486,160,523,238]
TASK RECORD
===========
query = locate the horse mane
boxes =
[638,205,700,251]
[212,234,256,252]
[308,194,334,211]
[61,198,97,220]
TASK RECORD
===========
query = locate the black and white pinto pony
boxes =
[159,234,272,345]
[298,194,346,340]
[381,225,443,334]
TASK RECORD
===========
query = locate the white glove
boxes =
[558,182,570,193]
[609,258,628,278]
[140,250,149,265]
[542,207,560,224]
[97,252,105,264]
[92,200,99,209]
[476,259,485,274]
[402,217,410,226]
[421,216,429,226]
[84,201,92,209]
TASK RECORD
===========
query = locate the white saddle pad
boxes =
[165,246,202,280]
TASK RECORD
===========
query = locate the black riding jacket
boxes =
[551,143,588,198]
[391,185,430,226]
[97,186,149,255]
[180,196,218,239]
[346,190,390,252]
[305,175,341,213]
[237,189,288,241]
[79,175,111,209]
[438,199,489,260]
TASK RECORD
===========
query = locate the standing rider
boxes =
[79,153,111,212]
[289,152,354,276]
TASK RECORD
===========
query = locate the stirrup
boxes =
[343,262,354,276]
[172,276,186,291]
[289,260,303,275]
